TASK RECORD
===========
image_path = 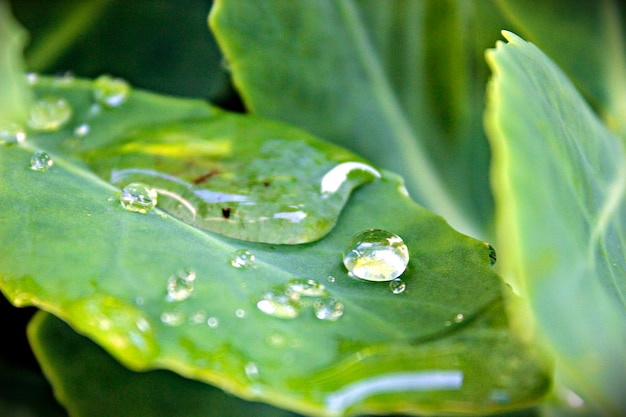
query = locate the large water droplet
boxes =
[29,151,54,171]
[166,267,196,301]
[484,242,497,266]
[93,74,130,108]
[389,278,406,294]
[230,249,256,269]
[0,123,26,146]
[28,97,73,132]
[342,229,409,281]
[257,289,301,319]
[120,182,157,214]
[285,278,328,299]
[314,296,344,321]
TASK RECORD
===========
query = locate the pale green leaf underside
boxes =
[486,31,626,415]
[0,77,550,416]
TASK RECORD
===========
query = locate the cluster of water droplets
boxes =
[256,278,344,321]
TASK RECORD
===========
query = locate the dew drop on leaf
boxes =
[285,278,328,298]
[206,317,219,328]
[74,123,90,137]
[160,309,185,327]
[389,278,406,294]
[0,123,26,146]
[93,74,130,108]
[166,267,196,302]
[27,97,72,132]
[256,289,301,319]
[25,72,38,85]
[342,229,409,281]
[120,182,157,214]
[230,249,256,269]
[235,308,246,318]
[244,362,260,379]
[29,151,53,171]
[313,296,344,321]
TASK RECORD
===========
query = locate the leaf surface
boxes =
[0,78,550,416]
[485,31,626,416]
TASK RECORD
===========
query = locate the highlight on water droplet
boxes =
[454,313,464,323]
[26,72,38,85]
[74,123,90,137]
[256,289,301,319]
[314,296,344,321]
[484,242,497,266]
[320,161,380,195]
[120,182,157,214]
[29,151,54,171]
[389,278,406,294]
[244,362,259,380]
[230,249,256,269]
[93,74,130,108]
[166,267,196,302]
[27,97,73,131]
[160,309,185,327]
[342,229,409,281]
[0,123,26,146]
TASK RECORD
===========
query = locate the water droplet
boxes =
[256,289,301,319]
[285,278,328,298]
[207,317,219,328]
[327,275,336,283]
[266,331,288,347]
[190,310,207,324]
[230,249,256,269]
[484,242,497,266]
[26,72,38,84]
[314,296,344,321]
[29,151,53,171]
[235,308,246,318]
[166,267,196,301]
[28,97,73,131]
[244,362,259,379]
[389,278,406,294]
[342,229,409,281]
[160,310,185,327]
[454,313,464,323]
[93,74,130,108]
[74,123,90,137]
[120,182,157,214]
[134,296,144,306]
[0,123,26,146]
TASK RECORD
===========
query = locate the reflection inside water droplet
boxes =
[230,249,256,269]
[93,74,130,108]
[120,182,157,214]
[343,229,409,281]
[28,97,73,132]
[29,151,53,171]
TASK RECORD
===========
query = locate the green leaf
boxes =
[0,78,551,415]
[0,0,32,125]
[28,311,300,417]
[496,0,626,139]
[209,0,502,238]
[485,31,626,416]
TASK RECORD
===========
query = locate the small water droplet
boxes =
[29,151,53,171]
[265,331,288,347]
[256,289,301,319]
[484,242,497,266]
[134,296,144,306]
[230,249,256,269]
[0,123,26,146]
[160,309,185,327]
[74,123,90,137]
[207,317,219,328]
[28,97,73,131]
[342,229,409,281]
[314,296,344,321]
[166,267,196,301]
[26,72,38,84]
[93,74,130,108]
[444,321,452,327]
[389,278,406,294]
[285,278,328,298]
[120,182,157,214]
[244,362,259,379]
[327,275,336,283]
[454,313,464,323]
[235,308,246,318]
[190,310,207,324]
